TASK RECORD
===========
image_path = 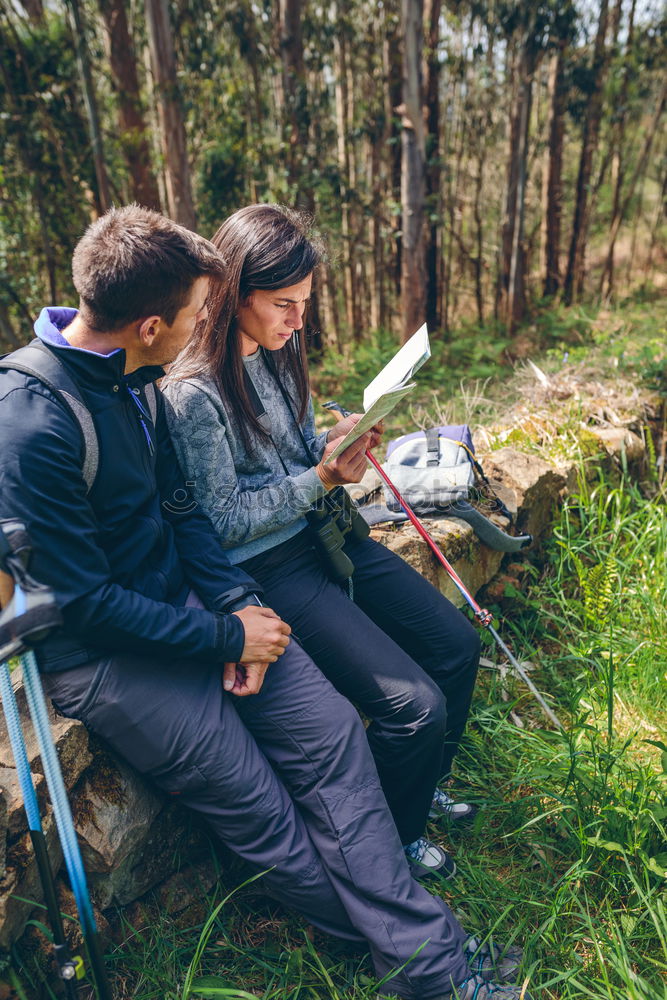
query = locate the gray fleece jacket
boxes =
[163,348,329,564]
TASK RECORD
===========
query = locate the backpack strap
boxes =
[424,427,440,467]
[144,382,157,426]
[0,341,99,494]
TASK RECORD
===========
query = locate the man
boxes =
[0,205,530,1000]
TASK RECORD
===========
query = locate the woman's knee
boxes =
[401,679,447,740]
[445,618,481,680]
[464,622,482,672]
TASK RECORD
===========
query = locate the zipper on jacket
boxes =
[126,386,155,458]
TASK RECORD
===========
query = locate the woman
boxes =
[163,204,481,877]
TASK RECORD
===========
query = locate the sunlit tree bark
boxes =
[144,0,195,228]
[400,0,426,341]
[98,0,161,209]
[66,0,112,212]
[541,43,566,297]
[563,0,610,304]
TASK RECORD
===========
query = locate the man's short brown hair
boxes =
[71,204,226,332]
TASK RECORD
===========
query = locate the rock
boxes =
[0,789,6,880]
[373,514,504,608]
[372,447,560,607]
[145,857,219,915]
[68,751,211,911]
[480,448,567,543]
[587,426,644,463]
[0,815,62,950]
[70,754,162,876]
[0,669,93,790]
[0,766,46,838]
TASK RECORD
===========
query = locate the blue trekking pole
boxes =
[0,660,81,995]
[0,521,113,999]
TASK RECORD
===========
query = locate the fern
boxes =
[644,425,657,481]
[573,553,618,628]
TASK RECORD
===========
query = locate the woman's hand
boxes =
[316,434,370,489]
[326,413,362,443]
[326,414,384,450]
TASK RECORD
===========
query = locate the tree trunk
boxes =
[98,0,161,209]
[385,7,403,306]
[600,78,667,293]
[19,0,44,23]
[0,301,23,351]
[541,43,566,297]
[400,0,426,341]
[423,0,442,332]
[600,0,637,297]
[332,1,356,338]
[499,42,534,329]
[66,0,112,213]
[473,150,485,325]
[144,0,196,228]
[563,0,610,304]
[279,0,310,203]
[643,164,667,286]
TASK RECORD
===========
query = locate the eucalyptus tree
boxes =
[563,0,610,304]
[98,0,161,209]
[145,0,196,227]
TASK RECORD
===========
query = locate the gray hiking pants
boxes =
[43,638,470,998]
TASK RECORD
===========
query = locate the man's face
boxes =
[155,276,210,365]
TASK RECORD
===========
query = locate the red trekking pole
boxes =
[323,402,562,731]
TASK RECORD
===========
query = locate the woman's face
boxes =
[237,274,313,356]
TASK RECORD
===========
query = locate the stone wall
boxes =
[0,411,654,955]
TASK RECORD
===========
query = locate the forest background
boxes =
[0,0,665,358]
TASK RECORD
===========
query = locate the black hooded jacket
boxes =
[0,308,258,672]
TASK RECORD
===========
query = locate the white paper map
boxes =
[325,324,431,462]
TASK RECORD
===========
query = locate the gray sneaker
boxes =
[449,976,533,999]
[430,787,478,822]
[464,936,523,982]
[377,973,532,999]
[403,837,457,881]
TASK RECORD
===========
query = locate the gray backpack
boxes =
[378,424,533,553]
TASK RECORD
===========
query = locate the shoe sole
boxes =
[408,857,457,882]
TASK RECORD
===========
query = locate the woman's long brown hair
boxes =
[169,204,325,449]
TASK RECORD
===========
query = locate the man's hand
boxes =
[316,434,370,489]
[232,604,291,662]
[223,660,270,696]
